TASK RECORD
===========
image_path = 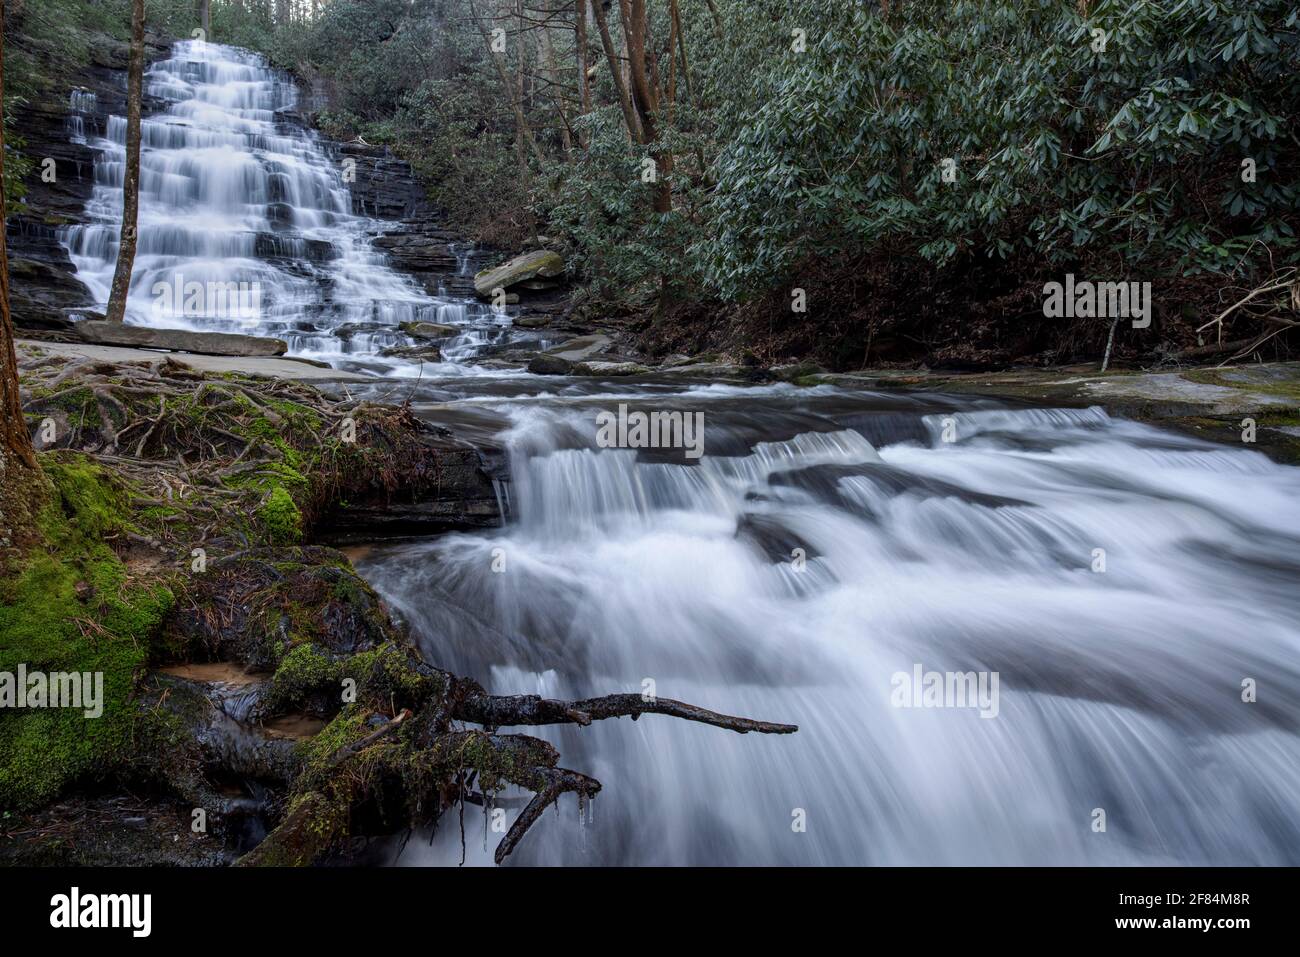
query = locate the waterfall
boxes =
[356,385,1300,865]
[58,40,500,376]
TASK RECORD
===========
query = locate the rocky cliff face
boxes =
[5,32,173,330]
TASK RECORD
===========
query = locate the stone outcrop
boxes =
[75,320,288,356]
[473,250,565,299]
[317,431,505,538]
[335,141,432,222]
[4,31,173,330]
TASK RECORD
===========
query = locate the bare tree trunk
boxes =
[0,0,37,469]
[590,0,641,141]
[539,12,573,157]
[105,0,145,324]
[575,0,592,147]
[622,0,672,213]
[468,0,544,175]
[199,0,211,35]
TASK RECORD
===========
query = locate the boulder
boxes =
[75,321,288,357]
[513,315,551,329]
[544,333,612,362]
[381,344,443,362]
[400,321,460,339]
[474,250,565,299]
[527,354,573,375]
[6,256,92,330]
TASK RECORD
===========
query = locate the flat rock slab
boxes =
[1082,371,1295,414]
[76,320,288,357]
[573,360,648,377]
[544,333,612,361]
[17,340,369,381]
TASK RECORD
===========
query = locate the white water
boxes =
[358,388,1300,866]
[55,41,1300,866]
[60,41,505,375]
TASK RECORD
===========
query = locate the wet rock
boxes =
[514,315,551,329]
[75,320,288,357]
[318,430,504,539]
[6,256,88,330]
[572,360,648,377]
[545,333,612,361]
[332,321,395,341]
[381,343,442,361]
[528,354,573,375]
[254,232,337,263]
[400,320,459,339]
[335,145,431,221]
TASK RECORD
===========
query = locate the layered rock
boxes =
[4,31,173,330]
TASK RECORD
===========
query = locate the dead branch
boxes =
[450,676,799,735]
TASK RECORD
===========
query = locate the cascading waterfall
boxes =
[357,385,1300,866]
[59,40,503,375]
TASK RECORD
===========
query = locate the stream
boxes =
[59,41,1300,866]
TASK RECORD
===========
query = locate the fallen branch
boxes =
[325,708,411,768]
[494,766,600,864]
[451,680,798,735]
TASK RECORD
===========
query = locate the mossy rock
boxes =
[160,546,394,673]
[473,250,565,299]
[0,454,176,812]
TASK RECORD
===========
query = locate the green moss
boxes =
[258,485,303,545]
[0,454,175,811]
[263,641,435,718]
[792,374,826,387]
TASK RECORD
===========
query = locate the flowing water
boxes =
[63,42,1300,866]
[355,383,1300,866]
[60,41,504,375]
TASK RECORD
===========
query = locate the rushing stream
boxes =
[62,42,1300,865]
[352,382,1300,866]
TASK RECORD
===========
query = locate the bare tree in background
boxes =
[105,0,145,323]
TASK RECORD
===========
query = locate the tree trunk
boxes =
[576,0,591,147]
[622,0,672,213]
[105,0,146,324]
[199,0,211,36]
[590,0,641,141]
[468,0,545,177]
[539,15,573,157]
[0,0,37,469]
